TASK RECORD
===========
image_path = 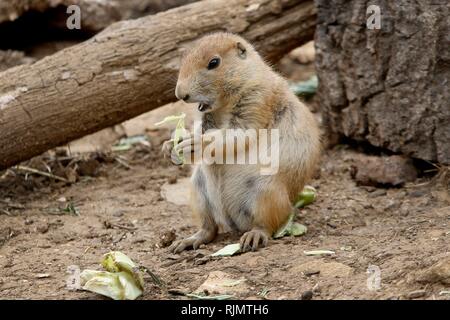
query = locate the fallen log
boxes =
[0,0,316,170]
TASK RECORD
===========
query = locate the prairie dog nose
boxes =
[175,84,190,101]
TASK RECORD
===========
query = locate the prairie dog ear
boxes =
[237,42,247,59]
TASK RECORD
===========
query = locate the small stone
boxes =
[301,290,313,300]
[407,290,427,299]
[362,186,376,193]
[168,288,187,296]
[167,175,177,184]
[159,229,176,248]
[132,238,146,244]
[37,224,49,234]
[400,207,410,216]
[363,203,374,209]
[408,189,427,198]
[112,210,125,217]
[397,191,407,198]
[304,270,320,277]
[77,159,101,177]
[138,184,147,190]
[383,200,401,211]
[369,189,387,198]
[351,154,417,186]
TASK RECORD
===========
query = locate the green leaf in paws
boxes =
[155,113,187,164]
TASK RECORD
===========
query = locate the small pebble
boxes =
[383,200,400,211]
[301,290,313,300]
[112,210,125,217]
[362,186,376,193]
[37,224,49,234]
[407,290,427,299]
[159,229,176,247]
[304,270,320,277]
[168,288,187,296]
[369,189,387,198]
[408,189,426,198]
[168,175,177,184]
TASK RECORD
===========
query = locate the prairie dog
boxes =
[163,33,320,253]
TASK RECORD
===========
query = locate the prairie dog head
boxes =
[175,33,263,113]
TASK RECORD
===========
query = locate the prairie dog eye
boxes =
[207,57,221,70]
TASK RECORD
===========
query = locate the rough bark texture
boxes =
[0,0,316,170]
[0,0,198,31]
[315,0,450,164]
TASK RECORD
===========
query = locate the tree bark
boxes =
[0,0,316,170]
[315,0,450,164]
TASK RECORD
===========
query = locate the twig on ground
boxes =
[1,169,14,180]
[141,266,165,287]
[0,200,25,209]
[112,223,137,231]
[0,209,11,216]
[14,165,69,183]
[114,156,131,169]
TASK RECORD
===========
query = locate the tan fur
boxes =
[253,178,292,234]
[190,183,215,231]
[167,33,321,253]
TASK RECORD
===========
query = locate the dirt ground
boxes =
[1,53,449,300]
[0,137,449,300]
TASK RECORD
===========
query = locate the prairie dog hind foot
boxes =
[169,228,217,253]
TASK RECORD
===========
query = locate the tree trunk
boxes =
[0,0,316,170]
[315,0,450,164]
